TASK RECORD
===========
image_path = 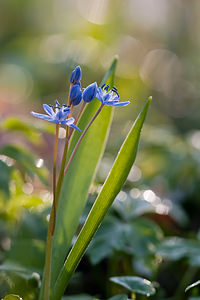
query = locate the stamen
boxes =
[112,89,119,97]
[101,84,106,89]
[112,86,118,92]
[55,100,61,107]
[104,85,109,91]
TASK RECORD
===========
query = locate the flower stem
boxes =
[52,123,59,234]
[64,103,104,176]
[54,83,73,208]
[56,102,87,203]
[68,102,86,140]
[75,102,86,125]
[43,123,59,300]
[55,126,69,208]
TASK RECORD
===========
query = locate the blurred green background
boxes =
[0,0,200,299]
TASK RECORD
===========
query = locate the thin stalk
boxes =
[64,103,104,176]
[75,102,86,125]
[52,124,59,234]
[68,102,86,140]
[55,83,73,208]
[68,83,72,105]
[55,126,69,208]
[43,123,59,300]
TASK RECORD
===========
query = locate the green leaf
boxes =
[7,239,45,273]
[3,295,22,300]
[108,294,128,300]
[110,276,156,296]
[0,160,12,197]
[88,216,163,265]
[52,96,152,299]
[0,145,48,185]
[2,116,55,137]
[156,237,200,261]
[2,117,41,144]
[87,216,127,265]
[185,280,200,292]
[50,58,118,288]
[0,263,40,286]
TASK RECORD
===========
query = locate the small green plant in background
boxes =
[0,58,152,300]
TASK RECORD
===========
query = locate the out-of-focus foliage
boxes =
[0,0,200,299]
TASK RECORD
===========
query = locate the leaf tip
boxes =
[148,96,153,102]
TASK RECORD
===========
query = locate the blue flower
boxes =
[70,66,82,84]
[31,100,81,131]
[83,82,97,103]
[96,84,130,107]
[70,84,82,106]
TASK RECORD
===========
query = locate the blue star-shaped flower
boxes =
[96,84,130,107]
[31,100,81,131]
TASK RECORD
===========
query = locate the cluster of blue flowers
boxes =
[31,66,130,129]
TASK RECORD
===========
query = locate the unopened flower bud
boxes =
[83,82,97,103]
[70,84,82,106]
[70,66,82,84]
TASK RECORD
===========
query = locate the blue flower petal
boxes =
[43,104,54,116]
[96,88,104,103]
[112,94,120,101]
[69,124,81,132]
[61,117,81,131]
[31,112,52,121]
[49,119,59,124]
[112,101,130,107]
[60,117,75,125]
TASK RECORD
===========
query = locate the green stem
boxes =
[68,102,87,139]
[64,103,104,176]
[43,123,59,300]
[55,126,69,208]
[55,84,73,207]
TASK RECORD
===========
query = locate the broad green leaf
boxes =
[0,160,12,197]
[87,216,127,265]
[113,193,155,220]
[128,218,163,257]
[110,276,155,296]
[52,96,152,299]
[0,145,48,185]
[3,295,22,300]
[7,239,45,272]
[0,263,40,286]
[87,216,163,265]
[1,117,41,144]
[156,237,200,261]
[185,280,200,292]
[108,294,128,300]
[2,116,55,136]
[50,58,118,289]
